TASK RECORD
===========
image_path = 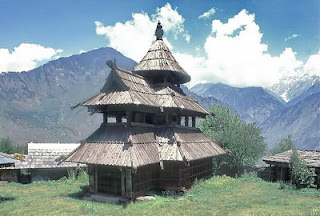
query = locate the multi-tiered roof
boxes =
[65,22,226,169]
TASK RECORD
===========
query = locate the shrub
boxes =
[289,149,315,189]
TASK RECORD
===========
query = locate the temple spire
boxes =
[155,21,163,40]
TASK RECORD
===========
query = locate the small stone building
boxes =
[0,143,84,183]
[65,22,227,198]
[263,150,320,188]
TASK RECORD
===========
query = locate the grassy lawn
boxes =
[0,173,320,216]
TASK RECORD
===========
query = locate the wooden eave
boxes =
[77,66,209,116]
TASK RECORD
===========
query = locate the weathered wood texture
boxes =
[66,125,226,168]
[0,169,19,182]
[81,67,209,116]
[133,40,190,84]
[263,150,320,168]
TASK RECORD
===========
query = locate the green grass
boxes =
[0,172,320,216]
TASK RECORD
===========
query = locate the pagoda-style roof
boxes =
[132,22,191,85]
[65,124,226,168]
[133,40,190,84]
[80,66,209,116]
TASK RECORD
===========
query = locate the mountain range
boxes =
[0,47,319,150]
[190,81,320,149]
[0,48,136,143]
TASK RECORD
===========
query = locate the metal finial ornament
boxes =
[155,21,163,40]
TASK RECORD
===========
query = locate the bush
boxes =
[289,149,315,189]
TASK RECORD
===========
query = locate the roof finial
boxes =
[155,21,163,40]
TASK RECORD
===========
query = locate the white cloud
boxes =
[0,43,63,73]
[304,50,320,76]
[184,33,191,43]
[95,3,186,62]
[79,50,87,54]
[180,10,306,87]
[199,8,216,19]
[285,33,299,41]
[95,7,318,88]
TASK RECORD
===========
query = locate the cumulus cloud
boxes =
[95,3,186,61]
[79,50,87,54]
[182,9,306,87]
[285,33,299,41]
[304,50,320,76]
[0,43,63,73]
[199,8,216,19]
[95,6,318,88]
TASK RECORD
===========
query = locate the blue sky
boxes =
[0,0,319,87]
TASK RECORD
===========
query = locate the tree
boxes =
[199,104,266,173]
[0,138,27,154]
[0,138,15,154]
[270,135,295,155]
[289,149,315,188]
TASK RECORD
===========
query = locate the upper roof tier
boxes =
[133,22,191,85]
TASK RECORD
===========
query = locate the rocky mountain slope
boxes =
[262,92,320,150]
[287,80,320,106]
[268,74,319,102]
[0,47,318,150]
[190,83,285,124]
[0,48,136,144]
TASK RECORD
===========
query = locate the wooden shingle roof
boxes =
[65,125,227,168]
[133,39,191,84]
[80,67,209,115]
[263,150,320,168]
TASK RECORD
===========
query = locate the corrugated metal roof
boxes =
[0,152,17,166]
[263,150,320,168]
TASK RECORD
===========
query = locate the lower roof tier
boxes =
[65,125,227,168]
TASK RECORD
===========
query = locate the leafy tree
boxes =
[289,149,315,188]
[199,104,266,173]
[270,135,295,155]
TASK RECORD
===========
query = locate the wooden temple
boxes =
[65,22,227,198]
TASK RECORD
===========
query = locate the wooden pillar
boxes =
[185,116,189,127]
[165,113,169,125]
[103,113,108,123]
[143,113,146,123]
[177,115,181,125]
[126,111,132,125]
[268,164,271,181]
[125,169,132,197]
[121,168,125,197]
[116,113,122,123]
[192,116,196,127]
[316,168,320,189]
[94,165,98,193]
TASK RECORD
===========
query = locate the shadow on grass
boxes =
[66,189,130,208]
[0,197,15,204]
